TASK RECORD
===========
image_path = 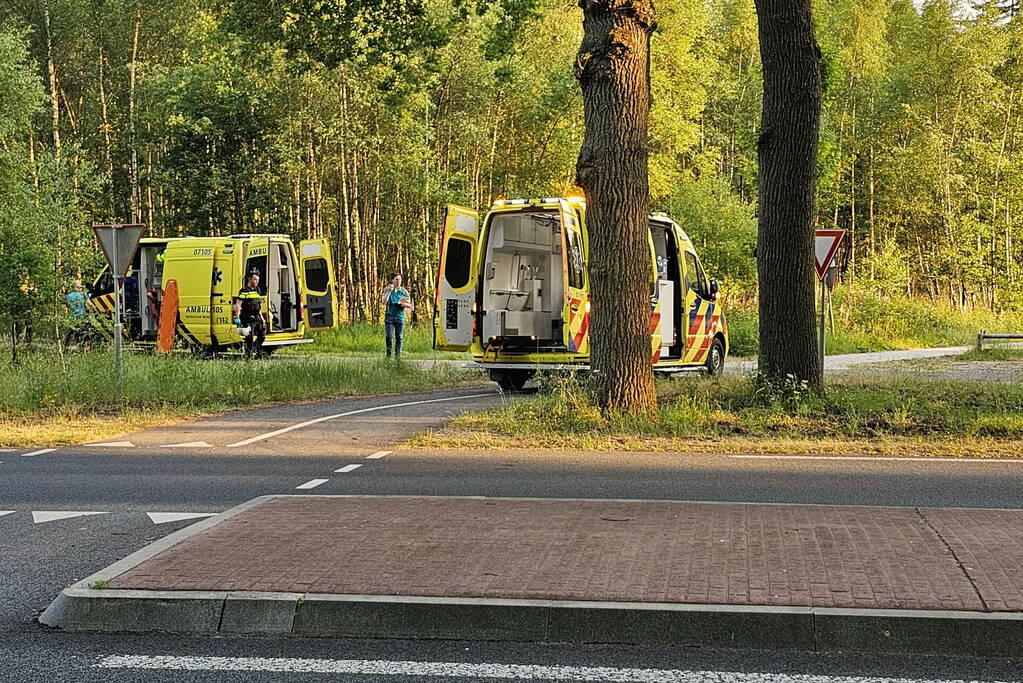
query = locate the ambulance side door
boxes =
[242,237,270,324]
[559,200,589,355]
[681,247,713,363]
[299,239,338,330]
[434,205,480,351]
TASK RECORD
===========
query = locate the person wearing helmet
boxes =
[233,271,267,358]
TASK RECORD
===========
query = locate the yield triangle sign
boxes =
[93,223,146,280]
[814,229,846,282]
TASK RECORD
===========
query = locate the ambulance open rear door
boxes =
[299,239,338,330]
[434,205,480,351]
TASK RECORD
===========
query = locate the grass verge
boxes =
[278,323,462,359]
[411,373,1023,457]
[955,347,1023,362]
[2,349,483,447]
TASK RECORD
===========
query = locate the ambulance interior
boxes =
[135,243,167,338]
[651,221,684,359]
[244,241,300,333]
[480,211,565,348]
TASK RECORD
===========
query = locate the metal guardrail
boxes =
[976,329,1023,350]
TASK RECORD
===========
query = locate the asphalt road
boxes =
[3,386,1022,682]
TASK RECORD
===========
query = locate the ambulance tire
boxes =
[492,370,531,392]
[704,337,725,377]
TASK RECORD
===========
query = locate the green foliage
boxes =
[2,0,1023,351]
[658,177,757,291]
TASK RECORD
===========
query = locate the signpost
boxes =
[92,223,146,380]
[814,229,846,372]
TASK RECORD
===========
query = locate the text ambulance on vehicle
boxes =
[88,234,338,354]
[434,197,728,390]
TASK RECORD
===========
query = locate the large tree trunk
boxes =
[754,0,823,389]
[575,0,658,417]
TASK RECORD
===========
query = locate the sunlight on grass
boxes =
[1,349,484,447]
[412,372,1023,457]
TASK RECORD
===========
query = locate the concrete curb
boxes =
[39,495,1023,656]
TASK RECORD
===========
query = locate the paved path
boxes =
[729,344,1020,375]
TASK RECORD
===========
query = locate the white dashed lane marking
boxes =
[32,511,108,524]
[159,441,214,448]
[295,478,329,490]
[91,655,1009,682]
[334,464,362,473]
[366,450,392,459]
[0,511,14,518]
[22,448,58,457]
[225,393,495,448]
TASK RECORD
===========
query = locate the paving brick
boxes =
[106,496,1023,612]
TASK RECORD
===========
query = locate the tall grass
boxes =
[2,349,479,418]
[279,323,462,358]
[723,287,1023,357]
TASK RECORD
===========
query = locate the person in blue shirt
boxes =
[381,273,413,359]
[63,280,91,351]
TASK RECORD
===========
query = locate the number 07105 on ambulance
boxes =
[433,197,729,391]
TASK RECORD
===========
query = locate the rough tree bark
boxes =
[575,0,658,417]
[754,0,823,389]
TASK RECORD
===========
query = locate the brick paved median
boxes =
[107,496,1023,612]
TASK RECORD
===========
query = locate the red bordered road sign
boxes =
[814,229,846,282]
[93,223,146,280]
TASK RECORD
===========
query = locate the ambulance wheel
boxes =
[492,370,531,392]
[704,337,725,377]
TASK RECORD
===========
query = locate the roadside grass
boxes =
[1,349,483,447]
[278,323,463,359]
[724,288,1023,357]
[955,347,1023,362]
[411,372,1023,457]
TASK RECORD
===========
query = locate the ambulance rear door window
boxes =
[445,237,472,289]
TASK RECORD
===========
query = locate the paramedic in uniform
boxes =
[233,271,267,358]
[381,273,413,359]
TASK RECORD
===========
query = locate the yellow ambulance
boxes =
[434,197,728,390]
[88,234,337,354]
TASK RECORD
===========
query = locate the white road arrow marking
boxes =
[32,511,108,524]
[147,512,217,525]
[22,448,57,457]
[334,464,362,473]
[159,441,214,448]
[366,450,392,459]
[88,441,135,448]
[92,655,1009,682]
[295,478,329,490]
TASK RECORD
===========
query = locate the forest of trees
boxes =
[1,0,1021,329]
